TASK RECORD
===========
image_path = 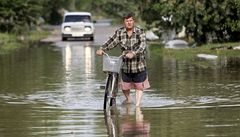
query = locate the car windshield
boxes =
[64,15,91,22]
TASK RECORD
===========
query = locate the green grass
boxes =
[0,33,21,54]
[0,30,50,54]
[28,30,50,42]
[149,42,240,60]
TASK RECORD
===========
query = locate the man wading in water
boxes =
[96,13,150,106]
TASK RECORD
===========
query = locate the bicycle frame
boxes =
[102,52,122,110]
[103,72,119,110]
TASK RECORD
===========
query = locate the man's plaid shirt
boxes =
[100,26,147,73]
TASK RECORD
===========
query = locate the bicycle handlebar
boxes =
[102,51,124,58]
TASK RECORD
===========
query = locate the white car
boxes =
[61,12,94,41]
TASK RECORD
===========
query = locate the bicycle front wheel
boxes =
[103,74,116,110]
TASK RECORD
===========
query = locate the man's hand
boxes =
[125,51,135,59]
[96,49,104,56]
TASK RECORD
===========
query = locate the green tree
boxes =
[41,0,66,25]
[142,0,240,44]
[0,0,43,34]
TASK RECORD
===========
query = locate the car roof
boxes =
[64,12,91,16]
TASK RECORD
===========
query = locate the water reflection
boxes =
[1,40,240,137]
[0,45,64,93]
[58,42,101,110]
[84,45,94,75]
[121,105,150,137]
[62,42,95,76]
[104,109,119,137]
[104,106,150,137]
[64,44,72,72]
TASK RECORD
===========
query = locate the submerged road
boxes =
[1,24,240,137]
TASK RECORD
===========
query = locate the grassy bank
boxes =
[150,42,240,60]
[0,30,50,54]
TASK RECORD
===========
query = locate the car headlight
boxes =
[64,26,71,32]
[84,26,92,32]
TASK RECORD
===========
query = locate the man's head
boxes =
[123,13,135,30]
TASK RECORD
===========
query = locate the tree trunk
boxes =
[69,0,76,11]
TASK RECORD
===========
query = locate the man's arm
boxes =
[96,30,119,56]
[100,31,119,51]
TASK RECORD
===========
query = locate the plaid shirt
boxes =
[100,26,147,73]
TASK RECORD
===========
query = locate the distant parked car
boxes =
[165,39,189,49]
[61,12,94,41]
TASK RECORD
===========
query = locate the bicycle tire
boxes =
[104,74,112,109]
[103,74,117,109]
[110,73,119,107]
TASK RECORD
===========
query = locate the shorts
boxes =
[121,70,150,90]
[122,70,147,83]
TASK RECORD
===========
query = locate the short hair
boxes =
[123,12,135,20]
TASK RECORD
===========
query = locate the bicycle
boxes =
[102,52,123,110]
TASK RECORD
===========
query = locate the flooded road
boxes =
[1,25,240,137]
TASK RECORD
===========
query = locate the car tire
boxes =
[90,36,94,41]
[62,37,67,41]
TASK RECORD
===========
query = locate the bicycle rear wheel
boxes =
[103,74,116,109]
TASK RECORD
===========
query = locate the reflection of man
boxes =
[121,105,150,136]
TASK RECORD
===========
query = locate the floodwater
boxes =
[1,26,240,137]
